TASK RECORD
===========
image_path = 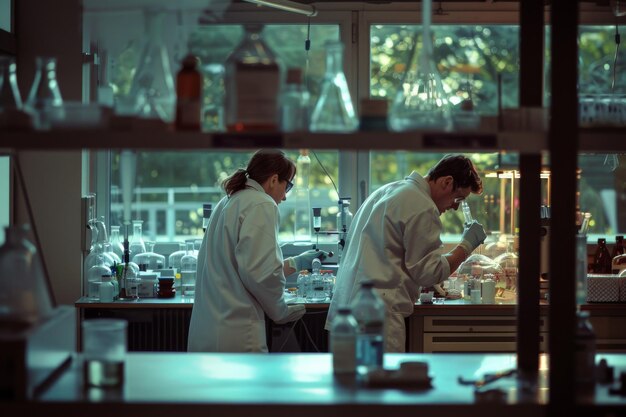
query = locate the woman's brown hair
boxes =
[222,149,296,196]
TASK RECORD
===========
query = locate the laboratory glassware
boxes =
[224,23,281,132]
[201,63,225,132]
[312,207,322,249]
[388,0,452,131]
[310,41,358,132]
[0,225,54,324]
[109,225,125,260]
[180,241,197,298]
[129,7,176,122]
[129,220,146,258]
[86,255,111,300]
[350,281,385,371]
[132,242,165,271]
[168,242,187,271]
[336,198,353,265]
[494,237,518,291]
[592,238,612,274]
[611,235,624,260]
[26,57,64,129]
[175,54,202,131]
[280,68,310,132]
[0,56,23,111]
[461,201,473,225]
[330,307,358,375]
[293,150,312,243]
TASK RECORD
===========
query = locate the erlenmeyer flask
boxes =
[129,220,146,257]
[388,0,452,131]
[129,7,176,122]
[0,56,23,111]
[310,41,358,132]
[26,57,64,129]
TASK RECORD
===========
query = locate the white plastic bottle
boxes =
[330,307,358,375]
[99,274,115,302]
[350,281,385,371]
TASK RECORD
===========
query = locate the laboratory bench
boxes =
[3,352,626,417]
[75,296,626,354]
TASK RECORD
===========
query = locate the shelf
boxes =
[2,128,624,152]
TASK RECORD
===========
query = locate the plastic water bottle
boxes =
[330,307,358,375]
[350,281,385,371]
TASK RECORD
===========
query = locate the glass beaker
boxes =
[128,7,176,122]
[129,220,146,258]
[388,0,452,131]
[0,56,23,111]
[310,41,358,132]
[26,57,64,129]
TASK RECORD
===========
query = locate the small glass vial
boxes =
[175,54,202,131]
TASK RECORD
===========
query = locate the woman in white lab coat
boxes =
[326,155,486,352]
[188,149,326,353]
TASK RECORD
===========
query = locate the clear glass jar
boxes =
[0,225,54,324]
[224,23,281,132]
[26,57,64,129]
[132,242,165,271]
[87,255,111,300]
[310,41,358,132]
[168,242,187,271]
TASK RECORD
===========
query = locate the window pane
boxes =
[0,0,10,32]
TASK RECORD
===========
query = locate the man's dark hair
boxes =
[427,154,483,193]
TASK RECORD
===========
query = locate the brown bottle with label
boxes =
[593,238,612,274]
[175,54,202,131]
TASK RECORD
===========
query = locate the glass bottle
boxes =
[350,281,385,371]
[494,237,518,291]
[132,242,165,271]
[0,225,53,324]
[129,220,146,258]
[224,23,281,132]
[180,241,197,298]
[129,7,176,122]
[388,0,452,131]
[168,241,187,272]
[612,235,624,259]
[593,238,612,274]
[0,56,23,111]
[26,57,64,130]
[331,307,358,375]
[86,255,111,300]
[280,68,310,132]
[310,41,358,132]
[336,198,353,266]
[175,54,202,131]
[109,225,125,260]
[294,150,312,243]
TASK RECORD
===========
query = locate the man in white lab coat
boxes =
[188,149,327,353]
[326,154,486,352]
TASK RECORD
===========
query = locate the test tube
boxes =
[461,201,473,225]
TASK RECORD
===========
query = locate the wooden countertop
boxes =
[3,353,624,417]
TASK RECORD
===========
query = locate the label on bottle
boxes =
[233,63,280,128]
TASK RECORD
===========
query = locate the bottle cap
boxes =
[182,54,199,69]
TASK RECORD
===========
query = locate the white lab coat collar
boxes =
[405,171,432,196]
[244,178,265,193]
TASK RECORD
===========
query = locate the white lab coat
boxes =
[326,172,451,352]
[187,179,304,353]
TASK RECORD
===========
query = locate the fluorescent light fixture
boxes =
[242,0,317,17]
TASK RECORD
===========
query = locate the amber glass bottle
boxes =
[593,238,612,274]
[175,54,202,131]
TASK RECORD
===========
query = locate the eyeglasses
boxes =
[285,179,294,193]
[453,197,466,204]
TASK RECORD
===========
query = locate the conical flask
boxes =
[389,0,452,131]
[310,41,358,132]
[26,57,64,129]
[129,7,176,122]
[0,56,23,111]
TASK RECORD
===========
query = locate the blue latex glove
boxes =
[459,221,487,255]
[292,249,329,271]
